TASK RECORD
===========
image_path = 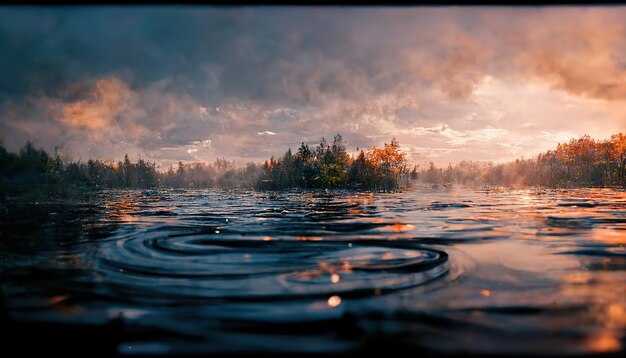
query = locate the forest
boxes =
[0,134,410,199]
[1,133,625,200]
[256,134,410,191]
[418,134,626,188]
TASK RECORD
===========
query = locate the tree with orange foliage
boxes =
[257,135,410,190]
[365,138,409,191]
[609,133,626,186]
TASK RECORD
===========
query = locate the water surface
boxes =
[1,187,625,355]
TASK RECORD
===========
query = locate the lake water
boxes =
[1,187,625,356]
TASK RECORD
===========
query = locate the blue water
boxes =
[1,187,625,355]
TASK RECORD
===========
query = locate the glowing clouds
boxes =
[61,78,135,131]
[3,7,626,166]
[513,9,626,101]
[441,126,509,146]
[257,131,276,136]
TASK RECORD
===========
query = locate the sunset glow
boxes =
[2,8,626,356]
[1,7,626,168]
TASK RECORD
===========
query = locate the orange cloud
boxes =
[513,10,626,101]
[4,7,626,167]
[61,77,135,130]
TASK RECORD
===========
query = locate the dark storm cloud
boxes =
[1,7,626,166]
[0,8,383,103]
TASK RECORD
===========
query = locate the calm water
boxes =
[1,187,626,356]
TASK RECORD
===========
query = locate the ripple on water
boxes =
[95,233,449,304]
[5,188,626,356]
[428,202,473,210]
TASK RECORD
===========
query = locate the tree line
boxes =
[2,132,625,200]
[417,133,626,188]
[0,142,161,199]
[0,133,411,199]
[257,134,410,191]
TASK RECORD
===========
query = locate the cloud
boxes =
[440,126,510,146]
[61,77,139,131]
[1,7,626,167]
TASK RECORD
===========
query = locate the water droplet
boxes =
[328,295,342,307]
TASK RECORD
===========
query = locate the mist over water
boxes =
[1,187,626,355]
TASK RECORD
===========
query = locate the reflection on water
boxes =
[1,187,626,355]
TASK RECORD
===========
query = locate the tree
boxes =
[317,134,350,188]
[365,138,409,190]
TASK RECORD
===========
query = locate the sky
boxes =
[1,6,625,169]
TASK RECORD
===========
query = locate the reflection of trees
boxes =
[0,198,121,254]
[0,198,120,319]
[581,257,626,272]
